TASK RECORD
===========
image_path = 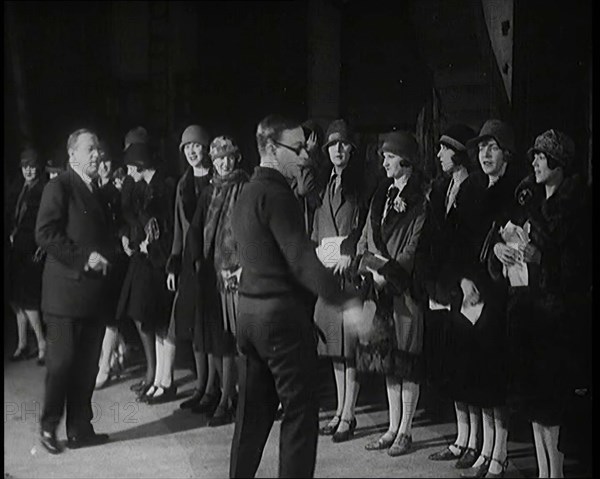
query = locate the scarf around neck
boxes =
[203,169,249,274]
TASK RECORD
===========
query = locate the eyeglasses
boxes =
[272,140,307,156]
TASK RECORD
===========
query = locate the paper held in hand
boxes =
[316,236,347,268]
[500,220,530,287]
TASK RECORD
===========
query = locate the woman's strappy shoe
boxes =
[332,417,357,443]
[365,431,397,451]
[319,415,341,436]
[191,390,221,415]
[429,444,467,461]
[387,433,413,457]
[138,384,160,402]
[146,384,178,405]
[484,457,509,478]
[460,455,492,478]
[455,447,480,469]
[130,379,150,393]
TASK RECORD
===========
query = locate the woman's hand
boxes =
[493,242,518,267]
[221,268,241,292]
[121,236,134,257]
[166,273,177,292]
[306,131,317,153]
[367,267,387,290]
[333,255,352,275]
[518,242,541,264]
[139,238,149,255]
[460,278,481,306]
[32,246,45,263]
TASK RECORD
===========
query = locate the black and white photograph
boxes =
[4,1,592,477]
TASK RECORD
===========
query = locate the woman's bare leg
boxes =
[134,320,156,385]
[488,406,509,474]
[532,421,549,478]
[470,407,495,468]
[23,309,46,358]
[542,424,563,478]
[467,405,482,450]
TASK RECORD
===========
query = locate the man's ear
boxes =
[265,139,277,157]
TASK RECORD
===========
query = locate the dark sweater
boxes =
[232,166,352,305]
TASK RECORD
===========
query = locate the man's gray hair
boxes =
[67,128,96,153]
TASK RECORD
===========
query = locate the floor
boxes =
[3,311,592,478]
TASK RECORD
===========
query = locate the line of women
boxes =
[306,119,590,479]
[104,125,248,427]
[6,116,590,478]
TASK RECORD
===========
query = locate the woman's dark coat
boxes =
[414,173,486,393]
[116,172,175,333]
[490,174,592,424]
[168,168,211,339]
[186,170,248,354]
[7,175,46,309]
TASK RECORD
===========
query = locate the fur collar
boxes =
[516,173,587,240]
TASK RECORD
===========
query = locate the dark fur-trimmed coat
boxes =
[489,174,592,423]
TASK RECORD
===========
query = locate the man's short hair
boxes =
[256,115,301,156]
[67,128,96,154]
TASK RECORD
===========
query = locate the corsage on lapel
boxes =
[392,195,407,213]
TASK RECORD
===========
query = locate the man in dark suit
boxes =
[229,115,363,478]
[36,128,115,454]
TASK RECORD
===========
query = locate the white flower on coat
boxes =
[393,195,407,213]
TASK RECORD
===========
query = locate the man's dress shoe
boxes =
[40,430,62,454]
[66,432,109,449]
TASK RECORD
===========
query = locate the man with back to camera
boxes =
[229,114,363,478]
[36,128,114,454]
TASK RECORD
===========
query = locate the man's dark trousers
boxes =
[229,295,319,478]
[41,314,105,438]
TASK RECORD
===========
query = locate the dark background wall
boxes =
[512,0,592,179]
[4,0,593,182]
[4,1,309,177]
[340,2,432,132]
